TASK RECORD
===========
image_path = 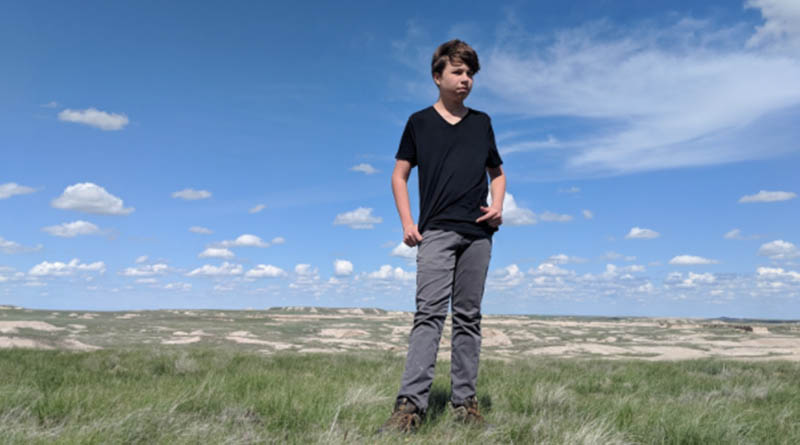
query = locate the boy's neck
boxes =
[434,97,468,118]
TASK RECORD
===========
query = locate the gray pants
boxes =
[397,229,492,412]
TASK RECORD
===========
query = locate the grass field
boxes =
[2,346,799,444]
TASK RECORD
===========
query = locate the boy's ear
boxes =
[432,72,441,86]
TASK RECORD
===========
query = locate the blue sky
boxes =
[2,0,799,317]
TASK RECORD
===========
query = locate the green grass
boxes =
[1,347,799,444]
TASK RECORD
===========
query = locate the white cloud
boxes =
[625,227,660,239]
[758,239,799,260]
[218,234,270,248]
[41,101,59,108]
[42,220,100,238]
[391,242,417,259]
[29,258,106,276]
[602,251,637,262]
[724,228,761,240]
[669,255,719,265]
[199,248,234,259]
[51,183,134,215]
[0,183,36,199]
[249,204,266,214]
[271,237,285,245]
[559,186,580,194]
[164,282,192,291]
[334,207,382,229]
[746,0,800,51]
[334,259,354,276]
[135,255,148,264]
[136,278,157,284]
[489,264,525,288]
[483,5,800,176]
[540,211,573,223]
[58,107,129,131]
[738,190,796,203]
[121,264,169,277]
[666,271,716,288]
[0,237,43,254]
[189,226,213,235]
[171,188,211,200]
[367,265,415,281]
[545,254,586,264]
[350,163,379,175]
[531,262,573,276]
[294,264,316,276]
[487,192,536,226]
[187,262,243,277]
[245,264,287,278]
[582,210,594,219]
[757,266,800,282]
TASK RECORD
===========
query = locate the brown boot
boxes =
[451,396,485,425]
[378,397,422,433]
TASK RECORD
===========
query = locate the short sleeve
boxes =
[486,120,503,168]
[395,119,417,167]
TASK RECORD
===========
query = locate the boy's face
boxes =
[434,59,473,101]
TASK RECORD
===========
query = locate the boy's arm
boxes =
[391,159,423,247]
[477,165,506,228]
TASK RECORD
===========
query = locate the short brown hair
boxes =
[431,39,480,77]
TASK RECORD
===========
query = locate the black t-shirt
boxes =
[395,106,503,239]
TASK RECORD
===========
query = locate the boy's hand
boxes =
[403,224,423,247]
[477,206,503,228]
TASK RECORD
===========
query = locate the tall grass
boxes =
[1,347,798,444]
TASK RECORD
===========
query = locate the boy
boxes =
[381,39,506,433]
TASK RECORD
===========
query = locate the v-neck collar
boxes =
[431,105,470,127]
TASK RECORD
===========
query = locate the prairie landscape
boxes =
[2,304,800,443]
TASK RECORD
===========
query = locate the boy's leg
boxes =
[450,236,491,406]
[397,229,459,412]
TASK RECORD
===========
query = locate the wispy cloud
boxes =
[189,226,213,235]
[669,255,719,265]
[483,2,800,176]
[625,227,660,239]
[739,190,796,203]
[249,204,266,214]
[0,183,36,199]
[172,188,211,200]
[0,237,43,254]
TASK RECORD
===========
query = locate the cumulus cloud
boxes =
[757,266,800,282]
[758,239,799,260]
[489,264,525,288]
[350,163,379,175]
[29,258,106,276]
[217,234,270,248]
[171,188,211,200]
[51,183,134,215]
[334,259,354,276]
[187,262,243,277]
[334,207,383,229]
[249,204,266,214]
[189,226,213,235]
[665,271,716,288]
[582,210,594,219]
[531,262,573,276]
[391,242,417,259]
[245,264,287,278]
[482,3,800,176]
[164,282,192,291]
[0,237,43,254]
[58,107,129,131]
[0,183,36,199]
[738,190,796,203]
[42,220,100,238]
[669,255,719,265]
[625,227,660,239]
[487,192,536,226]
[199,247,234,259]
[120,264,169,277]
[367,265,415,281]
